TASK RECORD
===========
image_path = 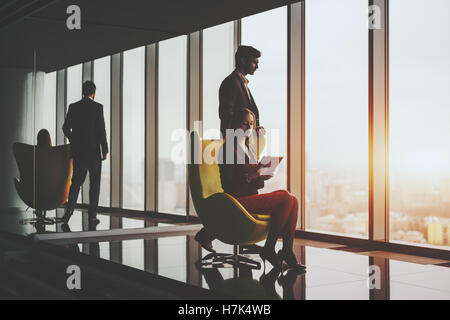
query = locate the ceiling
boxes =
[0,0,300,72]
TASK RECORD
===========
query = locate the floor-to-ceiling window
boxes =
[94,56,111,207]
[123,47,145,210]
[66,64,83,204]
[39,2,450,257]
[158,36,187,215]
[35,71,56,144]
[202,22,234,139]
[35,71,57,230]
[158,223,187,282]
[389,0,450,249]
[242,6,288,193]
[122,218,145,270]
[67,64,82,110]
[305,0,369,237]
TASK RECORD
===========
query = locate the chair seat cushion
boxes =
[251,214,271,221]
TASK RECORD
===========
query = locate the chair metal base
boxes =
[19,210,61,226]
[197,246,261,270]
[197,253,261,270]
[239,244,263,254]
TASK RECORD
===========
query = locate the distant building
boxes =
[403,231,426,244]
[159,158,175,181]
[159,180,178,213]
[448,223,450,245]
[307,206,321,229]
[441,178,450,203]
[326,183,344,203]
[428,221,444,245]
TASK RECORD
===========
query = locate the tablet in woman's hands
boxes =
[259,156,283,165]
[258,156,283,176]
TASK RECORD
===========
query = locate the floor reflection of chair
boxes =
[197,263,281,300]
[197,261,306,300]
[195,240,306,300]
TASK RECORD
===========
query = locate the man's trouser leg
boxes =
[88,159,102,219]
[65,158,88,221]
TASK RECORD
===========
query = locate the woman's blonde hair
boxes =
[230,107,256,130]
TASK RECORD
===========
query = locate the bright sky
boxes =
[390,0,450,182]
[306,0,369,173]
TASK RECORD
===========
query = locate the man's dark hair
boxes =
[235,45,261,68]
[82,80,96,97]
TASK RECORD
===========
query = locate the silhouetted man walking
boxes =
[62,81,108,226]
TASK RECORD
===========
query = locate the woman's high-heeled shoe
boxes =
[277,249,306,271]
[260,249,282,271]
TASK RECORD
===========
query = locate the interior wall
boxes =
[0,67,44,210]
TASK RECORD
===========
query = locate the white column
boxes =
[369,0,389,241]
[111,53,122,208]
[187,31,202,218]
[289,2,306,230]
[81,61,93,205]
[145,44,158,212]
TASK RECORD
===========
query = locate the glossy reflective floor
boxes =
[52,229,450,300]
[0,207,182,236]
[2,208,450,299]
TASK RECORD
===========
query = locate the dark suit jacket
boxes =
[219,138,264,198]
[218,70,260,136]
[62,97,108,161]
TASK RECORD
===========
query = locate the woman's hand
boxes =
[245,171,261,183]
[256,126,266,136]
[245,171,273,183]
[259,174,273,181]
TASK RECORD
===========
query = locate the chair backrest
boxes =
[188,132,224,211]
[13,143,72,210]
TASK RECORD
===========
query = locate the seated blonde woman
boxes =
[197,108,305,271]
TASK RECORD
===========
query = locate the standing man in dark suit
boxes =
[195,45,265,252]
[219,45,265,138]
[62,81,108,225]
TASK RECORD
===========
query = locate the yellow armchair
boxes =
[188,132,270,269]
[13,143,73,215]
